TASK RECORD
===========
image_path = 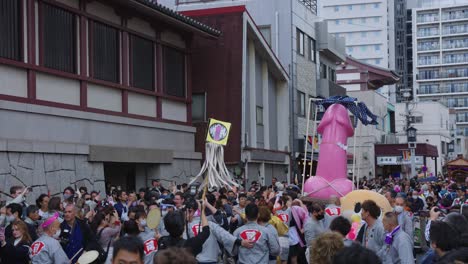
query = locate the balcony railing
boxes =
[418,42,440,51]
[298,0,317,15]
[418,83,468,94]
[418,58,440,65]
[443,40,468,49]
[442,11,468,21]
[417,69,468,80]
[443,25,468,35]
[418,29,440,37]
[443,55,468,64]
[417,15,439,23]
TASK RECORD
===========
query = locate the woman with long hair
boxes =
[90,211,120,264]
[0,220,32,263]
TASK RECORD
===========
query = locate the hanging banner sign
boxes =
[206,118,232,146]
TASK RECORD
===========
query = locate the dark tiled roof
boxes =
[134,0,221,36]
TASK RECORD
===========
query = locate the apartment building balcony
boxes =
[418,83,468,96]
[317,78,345,98]
[443,25,468,36]
[316,21,346,63]
[417,68,468,81]
[442,10,468,22]
[417,30,440,38]
[442,39,468,50]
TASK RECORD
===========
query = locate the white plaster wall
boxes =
[161,100,186,122]
[87,84,122,112]
[0,65,28,98]
[128,92,156,117]
[86,1,120,25]
[337,72,360,81]
[341,84,361,91]
[161,31,186,48]
[127,17,156,38]
[36,73,80,105]
[55,0,79,9]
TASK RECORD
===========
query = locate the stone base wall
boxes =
[0,152,105,204]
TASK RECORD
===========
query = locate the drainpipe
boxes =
[289,0,294,185]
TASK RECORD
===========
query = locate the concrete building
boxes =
[0,0,220,201]
[412,2,468,159]
[395,101,451,176]
[175,6,290,187]
[318,0,396,102]
[159,0,347,182]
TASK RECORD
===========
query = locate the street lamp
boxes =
[407,127,417,179]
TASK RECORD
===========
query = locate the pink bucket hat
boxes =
[41,212,59,229]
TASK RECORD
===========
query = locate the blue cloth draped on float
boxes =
[315,96,379,127]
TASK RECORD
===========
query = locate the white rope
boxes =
[351,121,357,190]
[356,123,362,190]
[189,142,239,191]
[305,176,345,197]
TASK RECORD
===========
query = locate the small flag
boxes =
[402,150,411,161]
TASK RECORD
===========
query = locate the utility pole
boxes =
[403,89,416,179]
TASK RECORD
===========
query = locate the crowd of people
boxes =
[0,176,467,264]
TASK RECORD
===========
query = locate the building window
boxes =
[375,59,381,64]
[320,63,327,79]
[361,46,367,52]
[374,3,380,8]
[347,47,353,53]
[0,0,21,61]
[298,91,305,116]
[309,37,316,62]
[297,28,305,56]
[259,25,272,46]
[348,5,353,10]
[256,106,263,125]
[361,32,367,38]
[334,6,339,12]
[131,35,153,90]
[335,20,340,25]
[375,44,381,51]
[360,4,365,10]
[414,116,423,123]
[163,46,186,98]
[374,17,380,23]
[42,4,76,73]
[192,93,206,122]
[348,19,353,24]
[361,18,366,24]
[92,22,119,83]
[374,31,380,37]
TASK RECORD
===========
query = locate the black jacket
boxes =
[0,240,31,264]
[5,222,38,242]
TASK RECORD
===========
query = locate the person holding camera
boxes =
[60,204,104,264]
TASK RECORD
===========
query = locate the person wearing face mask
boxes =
[393,196,413,240]
[0,220,32,263]
[357,200,385,254]
[377,212,414,264]
[135,211,159,264]
[408,189,425,213]
[62,187,75,208]
[5,203,38,241]
[304,203,325,248]
[30,212,69,264]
